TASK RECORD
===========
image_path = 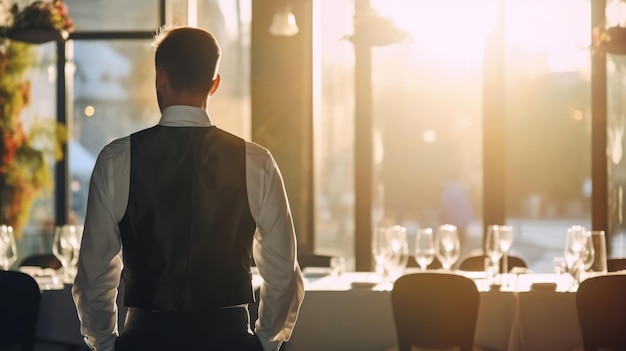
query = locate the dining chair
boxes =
[0,270,42,351]
[576,274,626,351]
[20,253,63,270]
[606,257,626,272]
[391,272,480,351]
[459,254,527,272]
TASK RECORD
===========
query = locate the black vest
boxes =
[119,125,256,311]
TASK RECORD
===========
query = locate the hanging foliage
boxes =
[0,0,72,237]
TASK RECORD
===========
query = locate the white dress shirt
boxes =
[72,105,304,351]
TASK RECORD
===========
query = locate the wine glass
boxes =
[385,225,409,280]
[414,228,435,270]
[497,226,513,272]
[0,225,17,270]
[493,225,514,287]
[435,224,460,271]
[372,226,391,278]
[579,231,595,277]
[52,225,80,282]
[485,225,504,273]
[485,225,505,285]
[564,225,587,285]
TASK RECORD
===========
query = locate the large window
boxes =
[18,41,59,256]
[503,0,591,272]
[14,0,602,274]
[314,0,594,272]
[313,0,356,263]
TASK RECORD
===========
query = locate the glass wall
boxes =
[67,0,161,32]
[313,0,356,262]
[371,0,492,262]
[314,0,594,273]
[607,52,626,257]
[13,0,598,274]
[18,41,59,256]
[503,0,591,272]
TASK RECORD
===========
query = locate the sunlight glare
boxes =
[505,0,590,72]
[371,0,497,63]
[188,0,198,27]
[371,0,590,72]
[606,0,626,27]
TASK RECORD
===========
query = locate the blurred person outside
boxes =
[72,25,304,351]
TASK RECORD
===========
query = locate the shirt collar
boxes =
[158,105,215,127]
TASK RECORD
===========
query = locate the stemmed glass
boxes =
[373,226,391,278]
[578,231,595,279]
[414,228,435,270]
[485,225,504,283]
[0,224,17,270]
[564,225,588,286]
[52,225,81,282]
[498,226,513,273]
[485,225,504,268]
[385,225,409,280]
[435,224,460,271]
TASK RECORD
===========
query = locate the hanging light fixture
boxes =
[269,4,299,37]
[347,6,407,47]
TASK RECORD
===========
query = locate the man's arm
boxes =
[72,141,125,351]
[247,144,304,351]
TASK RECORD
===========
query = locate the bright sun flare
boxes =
[371,0,590,71]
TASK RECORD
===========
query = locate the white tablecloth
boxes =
[285,271,584,351]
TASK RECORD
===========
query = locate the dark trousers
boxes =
[115,306,264,351]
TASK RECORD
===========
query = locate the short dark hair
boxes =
[153,26,221,95]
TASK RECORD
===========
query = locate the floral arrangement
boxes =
[0,0,70,238]
[3,0,74,33]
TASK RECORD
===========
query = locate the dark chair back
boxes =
[0,270,42,351]
[459,254,527,272]
[576,274,626,351]
[606,258,626,272]
[20,253,63,270]
[391,273,480,351]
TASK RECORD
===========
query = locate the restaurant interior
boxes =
[2,0,626,350]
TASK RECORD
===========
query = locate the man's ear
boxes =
[209,74,221,97]
[156,66,168,92]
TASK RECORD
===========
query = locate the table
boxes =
[32,273,263,350]
[284,271,585,351]
[32,271,587,351]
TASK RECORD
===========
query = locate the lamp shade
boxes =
[269,5,299,36]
